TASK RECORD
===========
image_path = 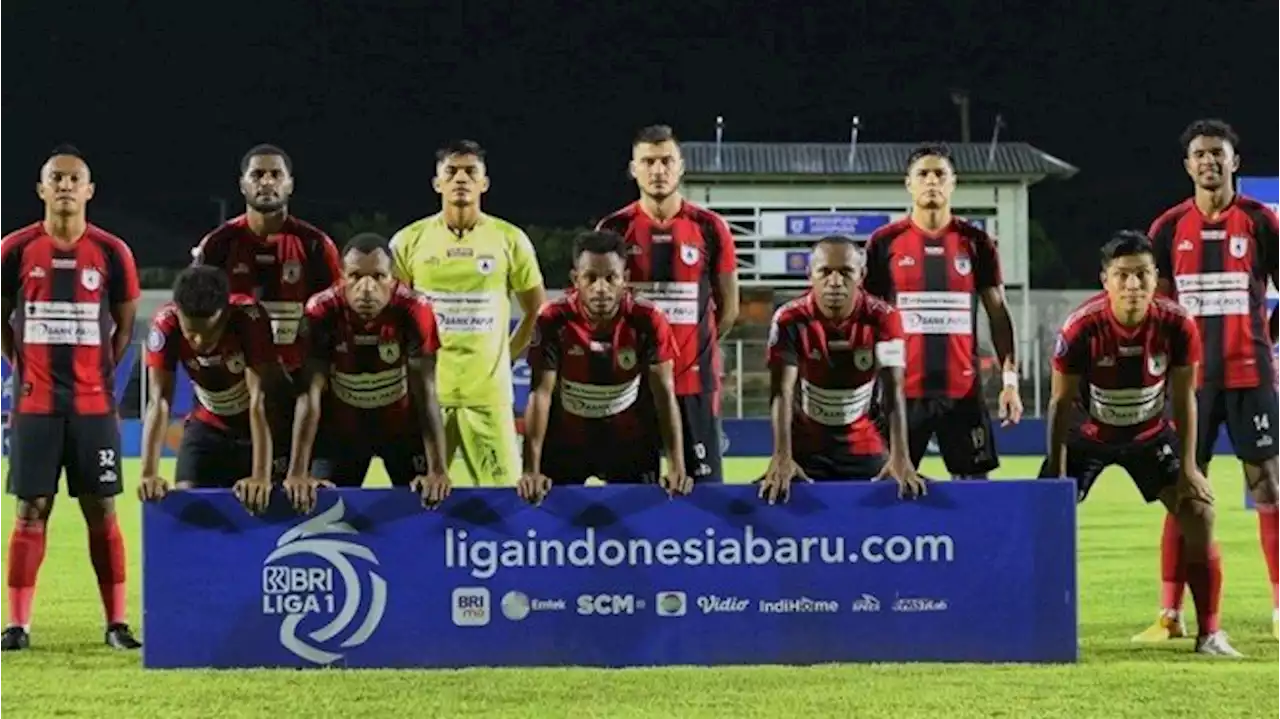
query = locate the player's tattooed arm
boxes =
[244,364,274,483]
[286,363,328,481]
[1044,370,1081,476]
[110,299,138,365]
[140,364,175,485]
[648,359,687,483]
[408,355,447,475]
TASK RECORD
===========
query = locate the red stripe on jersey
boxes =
[864,218,1002,399]
[1,223,140,415]
[304,283,439,436]
[596,201,736,398]
[193,214,341,371]
[1053,293,1201,445]
[767,292,903,460]
[145,295,277,433]
[1150,196,1277,389]
[528,291,677,452]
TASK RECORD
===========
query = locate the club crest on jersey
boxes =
[225,353,245,374]
[1229,235,1248,259]
[80,268,102,291]
[953,255,972,276]
[378,342,401,364]
[476,255,495,275]
[1148,353,1168,376]
[282,260,302,284]
[680,245,700,266]
[853,348,874,371]
[617,348,637,370]
[147,328,166,352]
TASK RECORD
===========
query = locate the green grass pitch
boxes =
[0,456,1276,719]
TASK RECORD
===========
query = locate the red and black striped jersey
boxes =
[1,222,140,415]
[1053,293,1201,445]
[864,218,1002,400]
[145,295,277,434]
[595,201,736,401]
[767,292,905,460]
[304,284,439,436]
[1149,195,1277,389]
[193,214,341,372]
[528,291,676,452]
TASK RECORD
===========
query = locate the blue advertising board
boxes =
[1239,176,1279,206]
[785,214,891,237]
[142,481,1078,669]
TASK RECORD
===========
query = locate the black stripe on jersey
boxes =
[1198,221,1225,383]
[50,248,78,414]
[922,237,950,395]
[691,215,722,396]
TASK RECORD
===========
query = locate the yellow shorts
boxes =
[442,405,521,487]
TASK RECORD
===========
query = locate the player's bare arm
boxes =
[138,365,176,501]
[714,270,740,339]
[1169,363,1212,505]
[979,287,1023,426]
[408,354,451,509]
[761,362,805,504]
[272,364,329,515]
[649,359,690,496]
[517,367,556,504]
[109,299,138,365]
[510,285,547,358]
[1044,369,1080,477]
[243,363,274,486]
[874,363,927,498]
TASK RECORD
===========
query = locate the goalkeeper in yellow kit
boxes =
[390,140,547,486]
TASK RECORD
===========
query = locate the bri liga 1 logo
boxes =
[261,499,388,665]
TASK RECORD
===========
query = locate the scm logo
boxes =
[576,593,645,616]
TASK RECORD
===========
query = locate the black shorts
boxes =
[797,453,886,481]
[677,393,724,484]
[5,413,123,499]
[1038,427,1180,504]
[902,395,1000,477]
[541,445,660,485]
[311,435,425,488]
[1197,385,1279,468]
[174,418,254,489]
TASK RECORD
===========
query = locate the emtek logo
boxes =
[452,587,491,626]
[576,593,645,616]
[655,591,687,617]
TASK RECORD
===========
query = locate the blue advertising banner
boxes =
[1239,176,1279,207]
[142,481,1078,669]
[785,214,891,237]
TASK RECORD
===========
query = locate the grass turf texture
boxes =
[0,456,1276,719]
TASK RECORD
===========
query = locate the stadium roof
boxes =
[681,141,1079,181]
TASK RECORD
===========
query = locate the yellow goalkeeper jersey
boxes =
[389,212,543,407]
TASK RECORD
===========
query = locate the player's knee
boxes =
[1175,498,1216,547]
[15,496,54,521]
[77,495,116,526]
[1246,458,1279,504]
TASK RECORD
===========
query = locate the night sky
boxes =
[3,0,1277,280]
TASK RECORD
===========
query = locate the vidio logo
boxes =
[261,499,387,665]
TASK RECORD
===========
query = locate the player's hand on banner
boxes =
[281,474,333,515]
[411,472,452,509]
[1176,465,1215,507]
[517,472,552,505]
[659,470,693,498]
[998,385,1024,427]
[233,476,275,515]
[875,456,928,499]
[137,475,170,502]
[758,455,809,505]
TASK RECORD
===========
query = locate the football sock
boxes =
[87,515,127,625]
[1258,504,1279,609]
[1159,512,1186,613]
[6,519,47,629]
[1184,543,1223,636]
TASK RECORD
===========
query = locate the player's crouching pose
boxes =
[138,267,278,513]
[760,235,927,504]
[1042,231,1239,656]
[517,231,691,503]
[287,233,451,510]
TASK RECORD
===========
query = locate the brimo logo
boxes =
[261,499,387,665]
